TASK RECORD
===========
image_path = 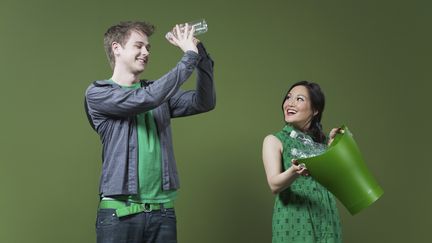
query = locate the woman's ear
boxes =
[313,110,318,116]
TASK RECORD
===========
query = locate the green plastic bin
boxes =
[298,125,383,215]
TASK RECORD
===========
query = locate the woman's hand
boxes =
[291,159,309,176]
[328,127,343,145]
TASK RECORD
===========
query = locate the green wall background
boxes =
[0,0,430,242]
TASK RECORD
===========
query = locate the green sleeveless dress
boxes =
[272,125,342,243]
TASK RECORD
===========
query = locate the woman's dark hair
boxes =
[282,81,326,143]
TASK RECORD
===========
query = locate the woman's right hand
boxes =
[291,159,309,176]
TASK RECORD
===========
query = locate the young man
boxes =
[84,21,215,243]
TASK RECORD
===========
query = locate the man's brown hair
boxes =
[104,21,155,69]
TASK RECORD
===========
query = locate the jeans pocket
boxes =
[164,208,177,221]
[96,209,119,229]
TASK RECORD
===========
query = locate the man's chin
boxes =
[134,66,146,74]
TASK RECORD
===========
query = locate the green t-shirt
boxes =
[112,80,177,203]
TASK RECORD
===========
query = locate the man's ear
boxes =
[112,42,121,56]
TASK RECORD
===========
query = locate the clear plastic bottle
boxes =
[289,130,327,159]
[165,19,208,39]
[188,19,208,36]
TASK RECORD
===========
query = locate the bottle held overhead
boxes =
[165,19,208,39]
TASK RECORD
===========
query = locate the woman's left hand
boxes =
[328,127,343,145]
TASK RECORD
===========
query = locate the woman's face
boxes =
[283,85,316,131]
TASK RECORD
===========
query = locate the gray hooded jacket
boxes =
[84,43,215,197]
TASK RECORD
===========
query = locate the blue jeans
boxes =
[96,208,177,243]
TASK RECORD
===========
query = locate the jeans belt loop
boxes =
[161,203,167,216]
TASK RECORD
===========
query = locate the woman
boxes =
[262,81,342,242]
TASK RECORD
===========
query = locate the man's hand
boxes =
[166,24,198,54]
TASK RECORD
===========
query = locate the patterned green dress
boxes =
[272,125,342,243]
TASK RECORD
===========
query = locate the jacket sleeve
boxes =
[168,42,216,118]
[86,51,200,118]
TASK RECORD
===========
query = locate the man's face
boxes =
[113,30,150,74]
